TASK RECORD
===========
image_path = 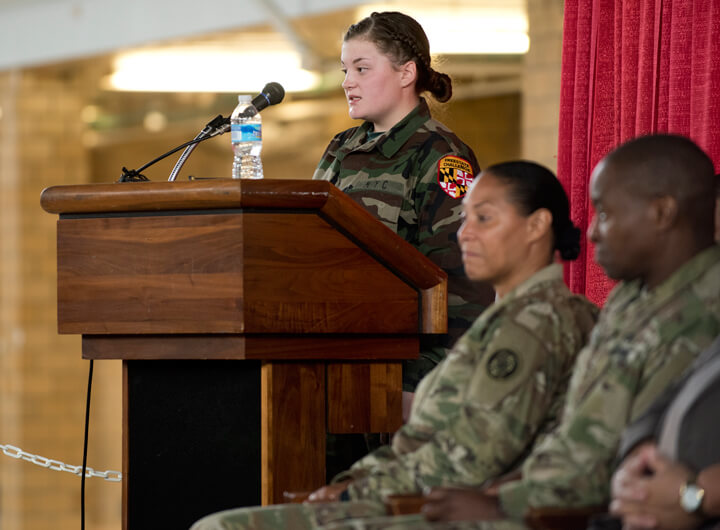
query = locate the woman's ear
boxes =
[399,60,417,88]
[527,208,553,243]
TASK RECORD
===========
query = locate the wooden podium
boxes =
[40,179,447,529]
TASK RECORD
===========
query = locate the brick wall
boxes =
[0,69,122,530]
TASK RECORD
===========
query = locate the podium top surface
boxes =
[41,179,339,215]
[41,179,447,292]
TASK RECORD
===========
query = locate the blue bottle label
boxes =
[231,123,261,143]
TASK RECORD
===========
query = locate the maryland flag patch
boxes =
[438,155,474,199]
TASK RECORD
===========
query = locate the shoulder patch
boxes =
[437,155,474,199]
[486,349,519,379]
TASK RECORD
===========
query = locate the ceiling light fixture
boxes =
[105,43,320,93]
[358,4,529,55]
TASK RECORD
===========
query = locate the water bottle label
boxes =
[231,123,262,143]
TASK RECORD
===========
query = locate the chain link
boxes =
[1,443,122,482]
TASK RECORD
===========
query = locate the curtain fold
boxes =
[559,0,720,305]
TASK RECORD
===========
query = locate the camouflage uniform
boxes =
[321,515,526,530]
[498,244,720,519]
[190,264,598,530]
[313,98,494,390]
[310,246,720,530]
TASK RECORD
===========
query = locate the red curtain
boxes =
[558,0,720,305]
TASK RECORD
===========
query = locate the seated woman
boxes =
[191,160,598,530]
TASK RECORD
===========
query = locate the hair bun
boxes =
[430,70,452,102]
[556,222,581,260]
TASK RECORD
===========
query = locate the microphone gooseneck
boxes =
[162,82,285,182]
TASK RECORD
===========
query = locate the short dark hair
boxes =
[484,161,581,261]
[605,134,715,234]
[344,11,453,102]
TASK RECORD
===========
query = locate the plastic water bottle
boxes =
[231,95,263,179]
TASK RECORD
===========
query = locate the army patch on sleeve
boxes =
[486,349,519,379]
[438,155,474,199]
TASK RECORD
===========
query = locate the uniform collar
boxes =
[609,244,720,309]
[338,98,431,160]
[504,263,565,301]
[481,263,565,322]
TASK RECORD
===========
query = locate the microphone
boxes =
[164,82,286,181]
[250,81,286,113]
[208,82,286,137]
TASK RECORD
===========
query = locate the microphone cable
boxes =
[119,82,284,183]
[81,359,94,530]
[117,115,226,182]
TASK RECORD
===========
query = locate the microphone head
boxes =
[263,82,285,105]
[252,82,285,111]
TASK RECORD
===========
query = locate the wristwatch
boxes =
[679,474,705,516]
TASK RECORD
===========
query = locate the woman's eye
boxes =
[597,211,607,222]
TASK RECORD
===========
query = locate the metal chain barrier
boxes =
[1,443,122,482]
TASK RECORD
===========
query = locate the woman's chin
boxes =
[347,107,364,121]
[464,267,491,283]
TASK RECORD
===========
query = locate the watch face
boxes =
[681,483,704,513]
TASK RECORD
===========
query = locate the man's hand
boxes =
[306,480,352,503]
[483,469,522,496]
[610,443,700,530]
[421,487,504,522]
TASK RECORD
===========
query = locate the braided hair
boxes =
[344,11,452,102]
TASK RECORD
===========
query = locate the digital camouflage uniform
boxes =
[306,246,720,530]
[190,264,598,530]
[313,98,494,390]
[321,515,526,530]
[497,244,720,519]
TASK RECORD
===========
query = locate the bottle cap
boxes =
[238,94,252,103]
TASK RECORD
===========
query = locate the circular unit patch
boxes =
[486,349,519,379]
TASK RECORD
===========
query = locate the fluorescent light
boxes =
[105,45,320,93]
[357,5,529,55]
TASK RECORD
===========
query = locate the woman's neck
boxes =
[372,94,420,132]
[493,256,554,299]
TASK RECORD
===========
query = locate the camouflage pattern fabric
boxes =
[320,514,527,530]
[338,265,597,501]
[499,244,720,518]
[191,500,385,530]
[191,505,528,530]
[313,98,494,390]
[190,264,597,530]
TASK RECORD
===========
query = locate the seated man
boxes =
[191,161,598,530]
[316,134,720,530]
[607,183,720,530]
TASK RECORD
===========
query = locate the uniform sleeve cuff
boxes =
[331,469,359,484]
[498,480,530,520]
